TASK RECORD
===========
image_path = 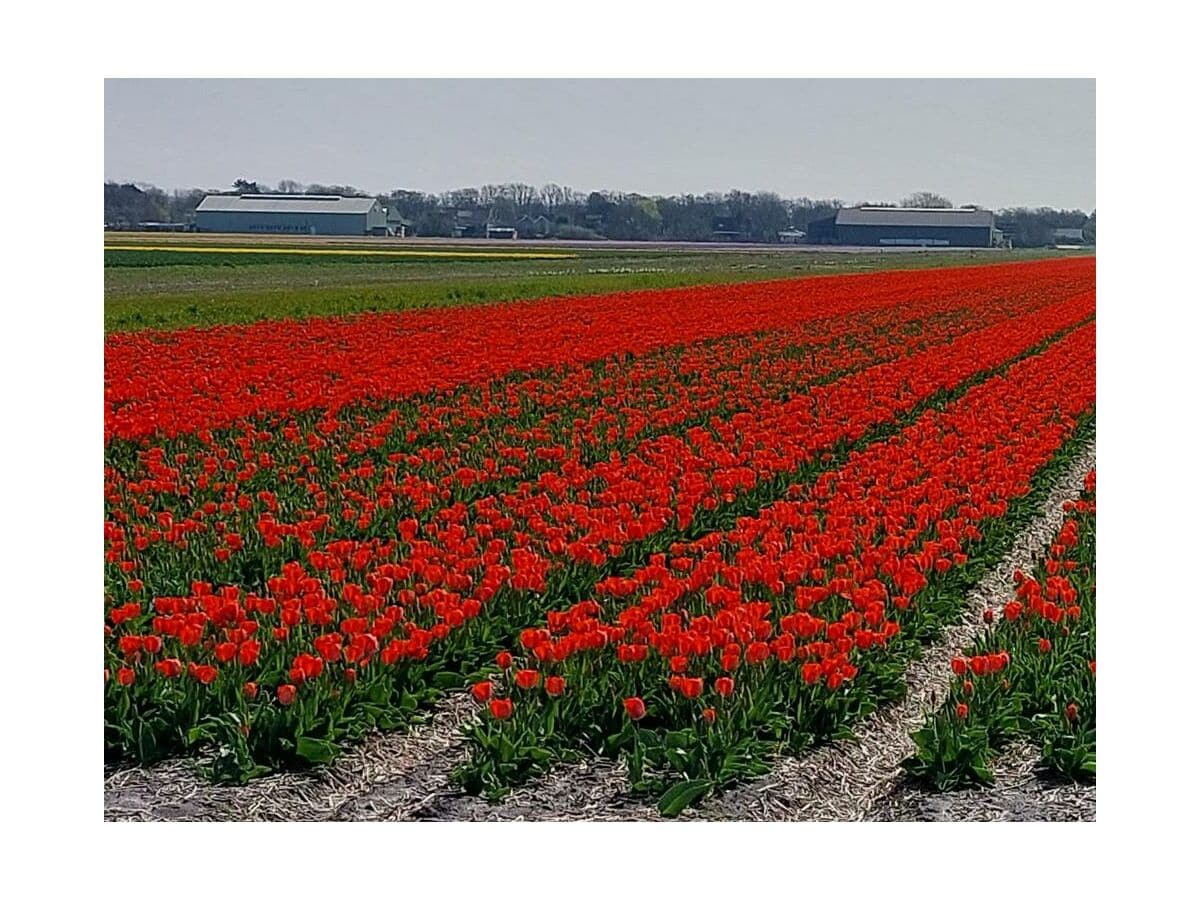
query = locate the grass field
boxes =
[103,234,1071,333]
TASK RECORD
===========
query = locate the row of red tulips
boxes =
[905,470,1096,789]
[104,258,1094,441]
[107,283,1055,599]
[457,324,1095,810]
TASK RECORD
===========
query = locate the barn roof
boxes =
[836,207,995,228]
[196,194,379,215]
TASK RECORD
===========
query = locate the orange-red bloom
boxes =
[489,698,514,720]
[154,658,183,679]
[471,681,492,702]
[514,668,541,690]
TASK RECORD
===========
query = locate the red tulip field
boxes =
[104,256,1096,818]
[906,469,1096,789]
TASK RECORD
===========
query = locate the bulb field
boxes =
[104,257,1096,815]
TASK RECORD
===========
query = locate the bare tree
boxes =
[900,191,954,208]
[505,182,539,214]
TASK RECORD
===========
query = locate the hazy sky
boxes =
[105,79,1095,210]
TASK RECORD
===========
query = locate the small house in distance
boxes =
[486,209,517,239]
[385,207,413,238]
[807,207,998,247]
[194,194,386,235]
[778,229,806,244]
[451,209,489,238]
[1052,227,1085,245]
[516,214,552,239]
[712,217,746,242]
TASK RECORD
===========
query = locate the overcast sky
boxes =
[105,79,1095,210]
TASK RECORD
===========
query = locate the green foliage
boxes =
[104,246,1063,333]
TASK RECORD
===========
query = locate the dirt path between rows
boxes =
[104,694,477,822]
[105,441,1095,823]
[868,740,1095,822]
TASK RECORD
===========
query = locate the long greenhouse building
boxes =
[806,207,998,247]
[193,194,388,236]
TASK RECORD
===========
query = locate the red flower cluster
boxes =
[909,469,1097,789]
[105,259,1093,442]
[467,318,1094,791]
[103,258,1096,784]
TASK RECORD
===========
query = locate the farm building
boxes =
[517,214,552,238]
[385,207,413,238]
[1052,227,1085,244]
[711,217,746,242]
[807,207,998,247]
[194,194,387,236]
[450,209,490,238]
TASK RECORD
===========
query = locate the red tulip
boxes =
[471,681,492,702]
[514,669,540,690]
[154,658,183,679]
[489,698,514,720]
[277,684,297,706]
[215,642,238,664]
[238,640,261,667]
[746,642,770,665]
[623,697,646,720]
[545,676,565,697]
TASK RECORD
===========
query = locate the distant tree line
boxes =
[104,179,1095,247]
[995,207,1096,247]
